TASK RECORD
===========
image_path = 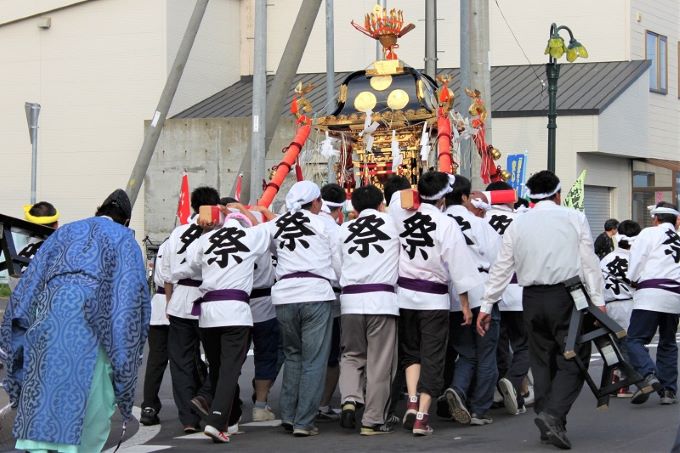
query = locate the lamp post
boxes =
[545,23,587,172]
[24,102,41,204]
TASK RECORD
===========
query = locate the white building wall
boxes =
[630,0,680,160]
[0,0,239,238]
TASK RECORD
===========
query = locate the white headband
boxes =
[614,233,637,244]
[525,182,561,200]
[651,206,680,217]
[323,200,345,208]
[470,198,492,211]
[420,174,456,201]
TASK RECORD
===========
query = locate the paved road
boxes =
[0,295,678,452]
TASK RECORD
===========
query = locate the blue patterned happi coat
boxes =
[0,217,150,445]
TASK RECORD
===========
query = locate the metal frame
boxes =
[0,214,54,278]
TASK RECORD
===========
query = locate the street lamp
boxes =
[24,102,41,204]
[544,23,588,172]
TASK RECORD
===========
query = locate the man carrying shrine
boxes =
[162,186,220,433]
[268,180,338,437]
[627,201,680,405]
[484,181,530,416]
[388,171,480,436]
[336,185,400,435]
[317,183,345,421]
[442,175,502,427]
[188,204,271,442]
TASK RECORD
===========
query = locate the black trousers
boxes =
[399,309,449,397]
[202,325,251,430]
[142,325,169,412]
[168,315,211,427]
[497,311,530,405]
[523,285,590,424]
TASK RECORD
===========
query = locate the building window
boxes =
[632,160,678,228]
[646,31,667,94]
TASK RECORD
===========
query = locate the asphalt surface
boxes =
[0,294,678,452]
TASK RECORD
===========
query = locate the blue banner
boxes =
[506,153,527,198]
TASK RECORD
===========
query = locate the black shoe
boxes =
[281,421,294,432]
[340,401,356,429]
[191,395,210,417]
[660,389,678,405]
[632,374,662,405]
[140,407,160,426]
[436,395,451,419]
[534,413,571,450]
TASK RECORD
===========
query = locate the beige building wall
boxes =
[0,0,237,238]
[630,0,680,160]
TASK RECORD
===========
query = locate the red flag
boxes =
[177,173,190,225]
[235,173,243,201]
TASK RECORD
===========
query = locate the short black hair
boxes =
[604,218,619,231]
[617,220,641,250]
[514,198,529,210]
[301,197,320,211]
[485,181,512,191]
[351,185,384,213]
[445,174,471,207]
[220,197,237,205]
[191,186,220,213]
[655,201,678,225]
[417,171,449,205]
[95,204,129,225]
[383,175,411,206]
[29,201,58,227]
[321,183,345,211]
[525,170,560,203]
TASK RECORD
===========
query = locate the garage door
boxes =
[584,185,611,238]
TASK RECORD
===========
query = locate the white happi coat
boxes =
[251,251,277,323]
[150,240,171,326]
[601,247,634,330]
[267,209,338,305]
[188,219,271,328]
[318,210,342,317]
[336,208,400,316]
[628,222,680,314]
[163,218,204,319]
[389,193,480,311]
[445,204,501,311]
[485,205,523,311]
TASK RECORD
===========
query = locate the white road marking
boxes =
[241,419,282,427]
[103,407,164,453]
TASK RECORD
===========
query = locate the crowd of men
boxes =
[2,169,680,451]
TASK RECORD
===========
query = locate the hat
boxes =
[102,189,132,219]
[285,181,321,212]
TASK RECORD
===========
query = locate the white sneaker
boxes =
[204,425,230,443]
[499,378,519,415]
[227,416,242,435]
[252,405,276,422]
[523,385,535,407]
[493,387,504,404]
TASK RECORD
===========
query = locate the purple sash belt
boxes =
[342,283,396,295]
[510,273,518,284]
[250,287,272,299]
[279,271,330,282]
[397,277,448,295]
[178,278,202,287]
[155,287,166,295]
[191,289,250,316]
[637,279,680,296]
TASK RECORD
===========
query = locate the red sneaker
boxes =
[412,412,433,436]
[402,395,418,430]
[617,386,633,398]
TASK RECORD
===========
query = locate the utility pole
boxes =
[468,0,491,190]
[250,0,267,202]
[376,0,386,60]
[424,0,437,79]
[458,0,471,179]
[325,0,336,183]
[126,0,209,206]
[24,102,41,204]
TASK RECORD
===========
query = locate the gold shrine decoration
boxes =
[351,6,415,60]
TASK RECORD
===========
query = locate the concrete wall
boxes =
[144,117,299,241]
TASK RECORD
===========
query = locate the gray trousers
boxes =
[339,314,397,426]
